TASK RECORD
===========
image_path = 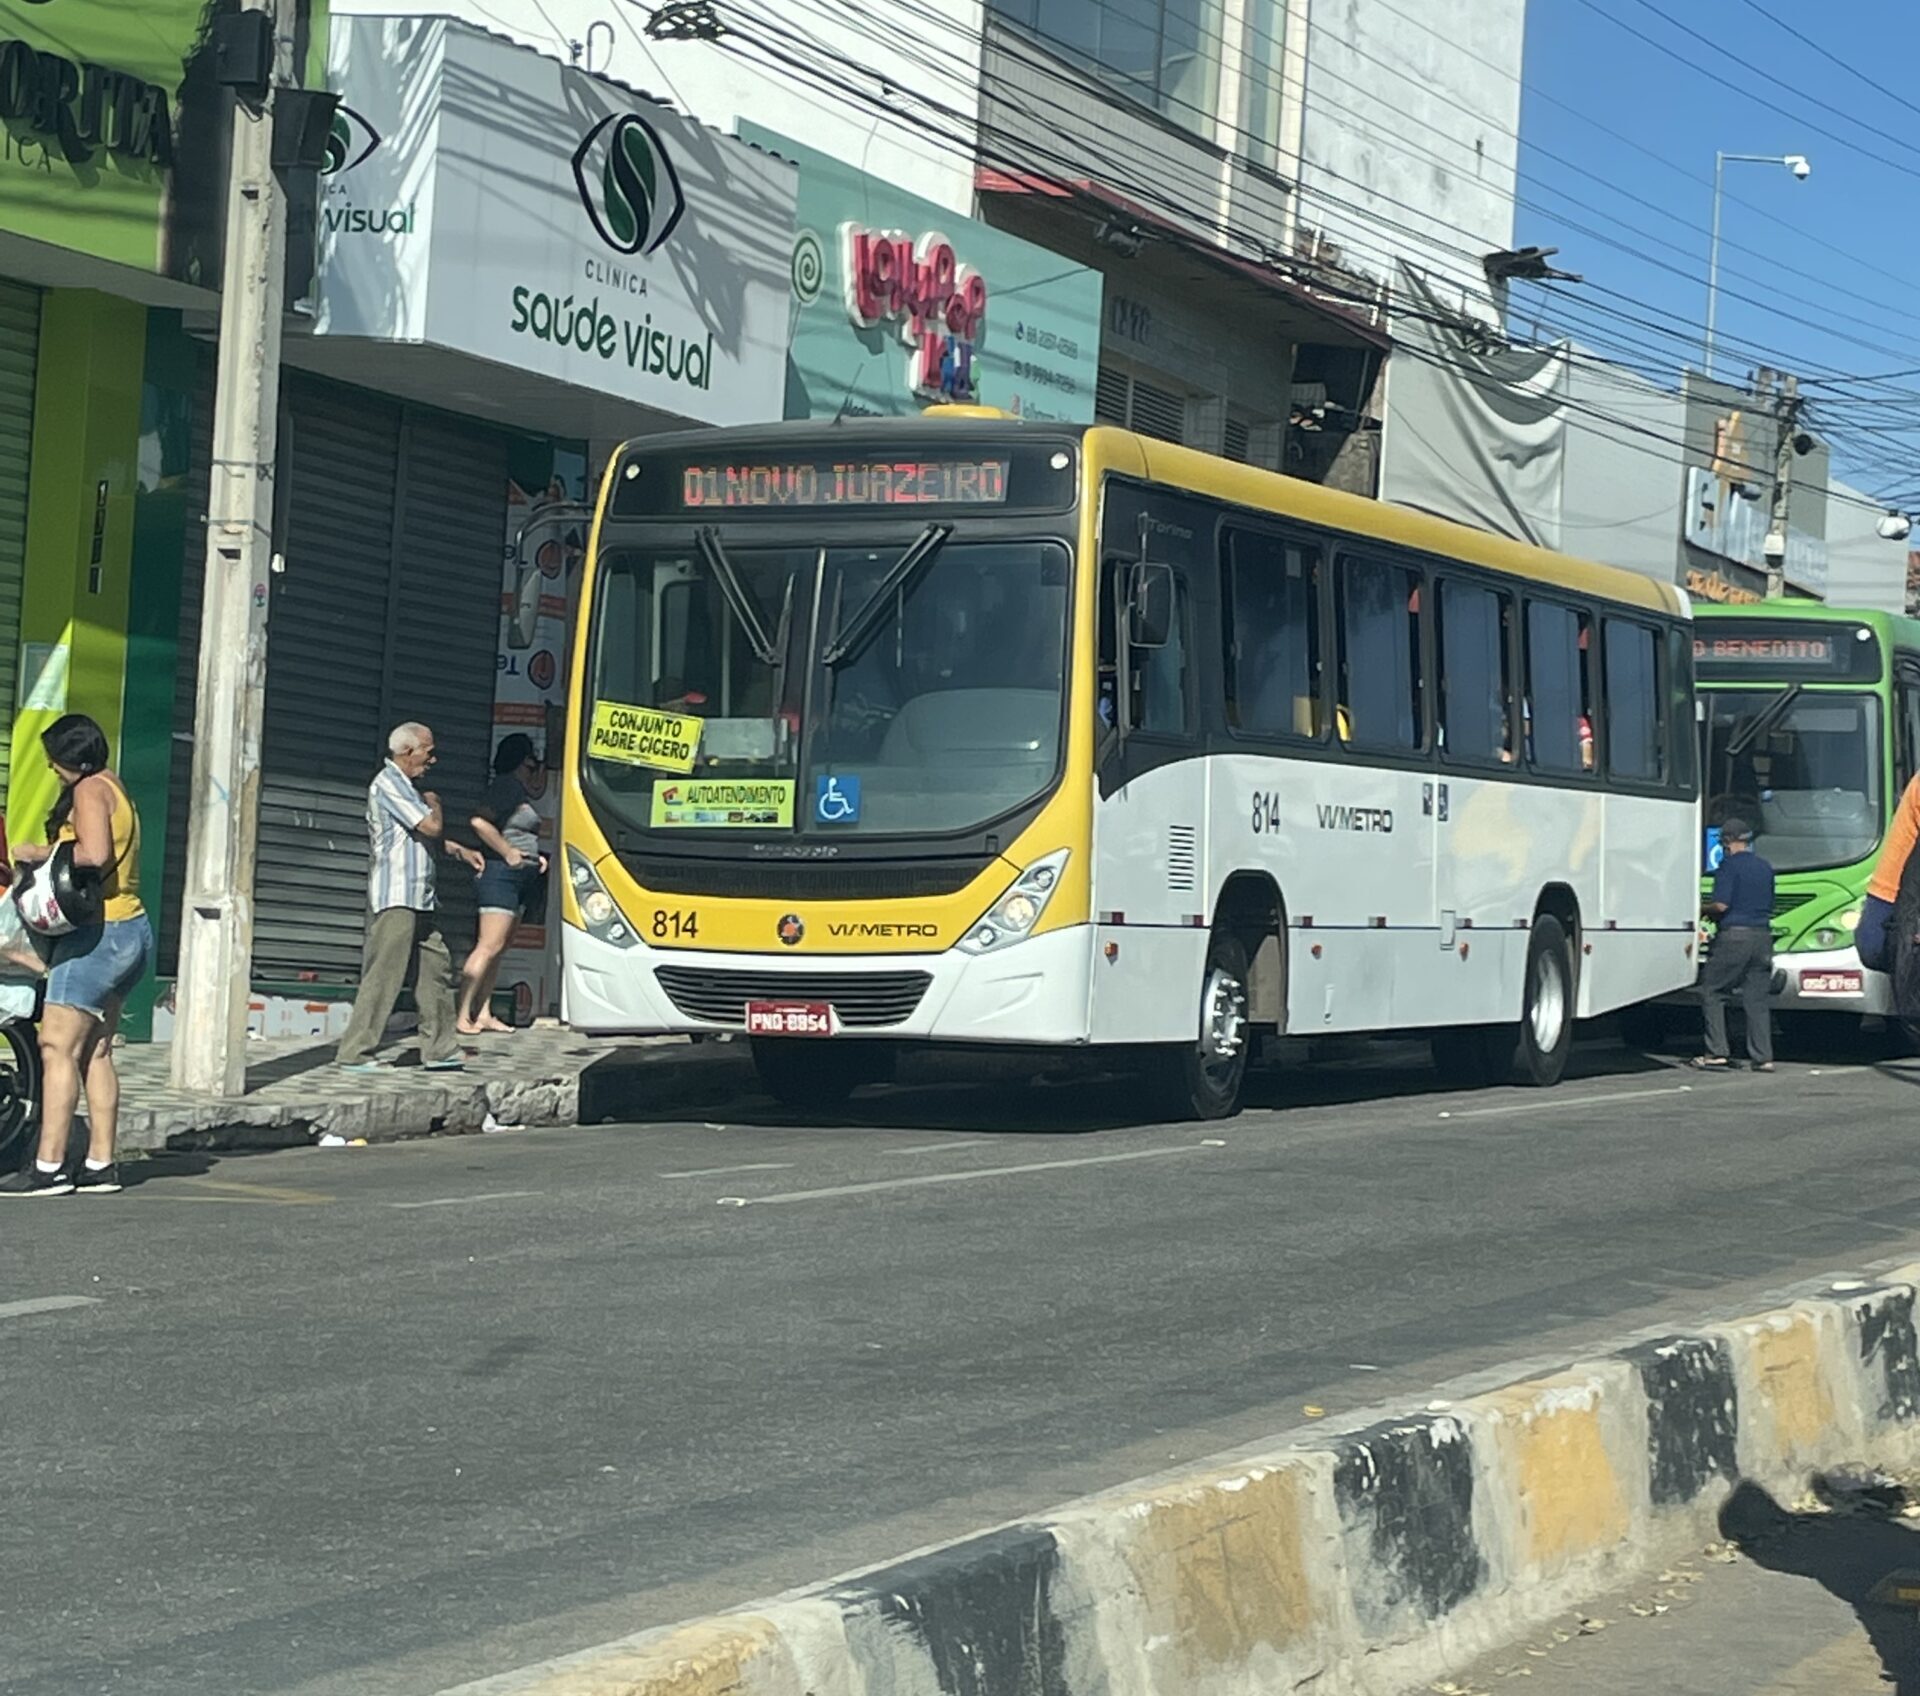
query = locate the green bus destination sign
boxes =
[681,457,1010,509]
[1694,622,1881,681]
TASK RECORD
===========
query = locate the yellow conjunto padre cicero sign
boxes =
[588,700,702,773]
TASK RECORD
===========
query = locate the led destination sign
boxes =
[1694,623,1881,682]
[681,458,1010,509]
[609,440,1076,518]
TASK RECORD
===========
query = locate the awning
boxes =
[976,168,1391,352]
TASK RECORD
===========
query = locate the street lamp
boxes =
[1705,152,1810,380]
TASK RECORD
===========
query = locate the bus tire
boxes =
[750,1038,889,1111]
[1150,933,1252,1121]
[1517,915,1575,1086]
[0,1018,37,1173]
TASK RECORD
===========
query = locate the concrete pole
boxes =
[1704,151,1725,381]
[1766,374,1802,600]
[171,0,292,1096]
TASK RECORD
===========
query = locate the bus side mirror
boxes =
[508,564,542,651]
[1127,561,1173,649]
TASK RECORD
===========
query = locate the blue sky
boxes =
[1514,0,1920,502]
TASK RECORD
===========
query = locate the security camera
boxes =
[1764,529,1787,564]
[1880,511,1913,542]
[1786,154,1811,179]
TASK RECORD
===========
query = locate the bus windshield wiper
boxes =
[822,524,953,667]
[1726,682,1803,761]
[694,527,779,666]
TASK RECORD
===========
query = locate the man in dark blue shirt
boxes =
[1696,818,1776,1070]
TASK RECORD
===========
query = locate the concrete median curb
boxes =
[441,1263,1920,1696]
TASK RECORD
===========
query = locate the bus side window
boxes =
[1131,572,1191,736]
[1894,673,1920,791]
[1437,577,1514,764]
[1604,618,1664,782]
[1337,554,1424,750]
[1668,625,1698,794]
[1222,527,1323,738]
[1525,600,1593,774]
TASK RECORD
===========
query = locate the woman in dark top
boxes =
[458,734,548,1034]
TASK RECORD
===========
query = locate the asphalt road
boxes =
[7,1036,1920,1695]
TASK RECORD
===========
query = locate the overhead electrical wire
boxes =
[699,7,1916,514]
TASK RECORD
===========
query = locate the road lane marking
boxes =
[0,1296,101,1321]
[1439,1083,1694,1120]
[660,1162,795,1179]
[725,1143,1212,1207]
[891,1139,994,1156]
[388,1191,544,1210]
[135,1176,335,1205]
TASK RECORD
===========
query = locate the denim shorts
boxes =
[47,914,154,1019]
[474,857,542,917]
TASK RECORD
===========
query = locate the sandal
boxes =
[1689,1055,1730,1070]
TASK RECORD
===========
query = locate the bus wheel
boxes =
[1152,934,1252,1121]
[1517,915,1575,1087]
[750,1039,890,1111]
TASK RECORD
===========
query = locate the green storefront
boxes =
[0,0,328,1035]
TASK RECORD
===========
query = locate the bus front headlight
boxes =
[567,847,639,950]
[960,850,1069,954]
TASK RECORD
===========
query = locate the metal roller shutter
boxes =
[252,379,403,981]
[382,410,509,967]
[0,281,39,805]
[251,379,507,982]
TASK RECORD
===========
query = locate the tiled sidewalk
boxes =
[99,1025,745,1154]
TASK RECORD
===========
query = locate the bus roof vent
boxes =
[920,404,1020,420]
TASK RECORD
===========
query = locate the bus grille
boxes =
[654,966,933,1028]
[1772,891,1816,918]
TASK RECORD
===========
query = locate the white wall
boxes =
[333,0,988,216]
[1824,479,1910,614]
[1297,0,1525,317]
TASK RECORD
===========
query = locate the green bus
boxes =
[1688,601,1920,1023]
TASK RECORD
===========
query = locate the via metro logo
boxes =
[571,112,686,257]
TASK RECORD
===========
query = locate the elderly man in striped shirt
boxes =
[336,722,485,1073]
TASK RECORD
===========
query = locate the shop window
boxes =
[988,0,1226,137]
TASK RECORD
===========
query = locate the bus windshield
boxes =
[1701,689,1884,872]
[584,539,1071,840]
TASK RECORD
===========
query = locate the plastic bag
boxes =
[0,890,47,982]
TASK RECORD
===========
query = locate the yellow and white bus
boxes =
[560,413,1701,1117]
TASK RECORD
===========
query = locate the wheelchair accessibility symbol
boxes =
[816,774,861,824]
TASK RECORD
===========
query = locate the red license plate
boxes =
[1799,969,1864,997]
[745,1001,835,1035]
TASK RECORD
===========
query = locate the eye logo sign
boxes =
[571,112,685,257]
[323,106,380,176]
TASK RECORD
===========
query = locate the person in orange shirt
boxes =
[1859,773,1920,971]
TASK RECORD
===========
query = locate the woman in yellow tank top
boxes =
[0,714,152,1198]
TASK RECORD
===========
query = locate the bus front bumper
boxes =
[562,923,1095,1045]
[1658,942,1888,1015]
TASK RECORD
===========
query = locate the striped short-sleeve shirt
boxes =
[367,760,435,913]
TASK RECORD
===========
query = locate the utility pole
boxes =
[1765,372,1803,601]
[172,0,291,1097]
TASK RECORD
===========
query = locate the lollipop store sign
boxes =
[843,225,988,404]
